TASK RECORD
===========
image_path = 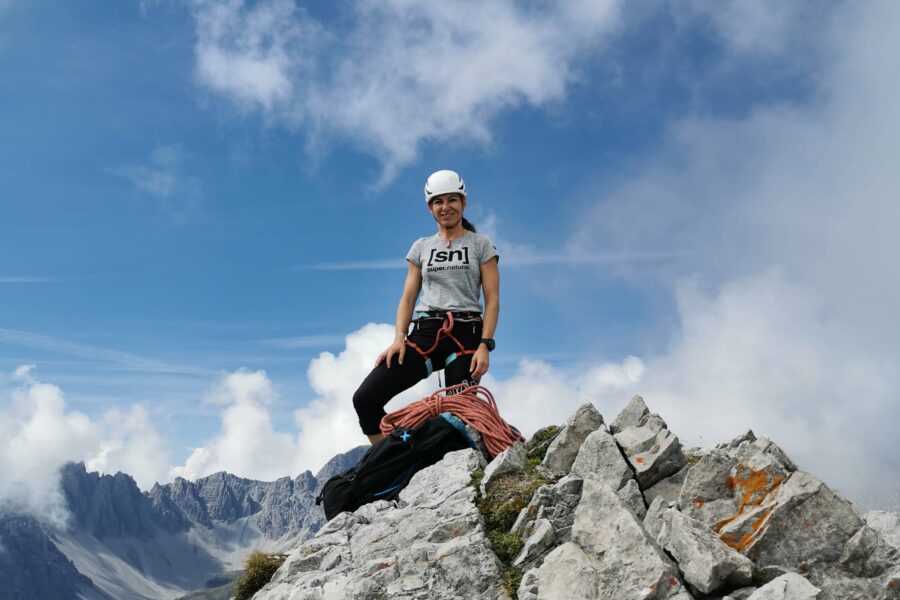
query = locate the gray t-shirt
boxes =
[406,231,499,313]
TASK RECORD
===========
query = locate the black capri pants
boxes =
[353,317,483,435]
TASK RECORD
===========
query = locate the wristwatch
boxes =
[479,338,495,352]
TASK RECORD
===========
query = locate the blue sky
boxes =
[3,0,900,513]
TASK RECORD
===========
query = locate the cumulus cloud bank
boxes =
[189,0,621,181]
[0,366,170,527]
[170,323,444,480]
[566,0,900,508]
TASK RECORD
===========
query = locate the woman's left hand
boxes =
[469,345,490,380]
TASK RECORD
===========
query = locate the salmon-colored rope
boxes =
[379,384,524,458]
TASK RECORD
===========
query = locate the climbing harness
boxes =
[379,384,524,459]
[404,311,480,379]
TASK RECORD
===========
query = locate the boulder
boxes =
[644,496,670,541]
[678,449,739,529]
[619,478,648,519]
[254,449,511,600]
[517,567,540,600]
[866,512,900,550]
[480,441,526,495]
[512,518,556,569]
[565,473,688,599]
[656,509,755,594]
[537,404,604,478]
[645,465,690,506]
[535,542,600,600]
[510,475,583,543]
[610,394,653,434]
[718,471,863,570]
[570,427,634,489]
[615,424,688,489]
[746,573,820,599]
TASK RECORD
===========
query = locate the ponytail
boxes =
[461,217,477,233]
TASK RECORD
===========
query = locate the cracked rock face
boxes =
[656,508,754,594]
[254,449,510,600]
[250,395,900,600]
[550,472,689,599]
[537,403,604,478]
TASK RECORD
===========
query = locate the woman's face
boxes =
[428,193,466,229]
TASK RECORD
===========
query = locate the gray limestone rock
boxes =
[254,449,511,600]
[657,509,754,594]
[645,465,690,507]
[570,427,634,489]
[480,441,526,495]
[511,475,583,544]
[517,567,540,600]
[719,471,863,570]
[723,588,759,600]
[746,573,820,599]
[867,512,900,550]
[838,524,900,580]
[535,542,600,600]
[618,478,648,519]
[644,496,670,541]
[726,437,797,473]
[513,518,556,569]
[566,473,688,598]
[719,430,757,452]
[615,425,688,490]
[537,403,604,478]
[678,449,739,529]
[610,394,653,434]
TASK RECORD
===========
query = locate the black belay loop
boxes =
[315,415,470,521]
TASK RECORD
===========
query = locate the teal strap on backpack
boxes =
[440,412,476,449]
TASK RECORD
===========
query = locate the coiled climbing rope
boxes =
[379,384,524,458]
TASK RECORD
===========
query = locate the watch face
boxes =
[482,338,495,351]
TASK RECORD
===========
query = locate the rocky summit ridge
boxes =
[253,395,900,600]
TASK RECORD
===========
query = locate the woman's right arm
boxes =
[375,262,422,367]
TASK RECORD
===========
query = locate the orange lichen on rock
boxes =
[669,577,678,586]
[634,456,646,465]
[691,497,705,508]
[715,465,786,551]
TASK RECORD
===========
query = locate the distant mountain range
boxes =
[0,445,367,600]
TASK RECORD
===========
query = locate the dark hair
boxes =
[461,217,477,233]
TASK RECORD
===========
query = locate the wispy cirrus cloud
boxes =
[0,276,65,283]
[111,144,202,220]
[0,328,211,375]
[256,333,346,349]
[290,251,686,271]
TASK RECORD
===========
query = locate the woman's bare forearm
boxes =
[394,296,415,340]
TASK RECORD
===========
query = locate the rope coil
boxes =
[380,384,524,458]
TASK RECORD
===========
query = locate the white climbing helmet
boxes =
[424,170,466,203]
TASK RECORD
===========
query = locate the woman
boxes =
[352,169,500,444]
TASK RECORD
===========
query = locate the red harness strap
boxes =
[404,312,476,375]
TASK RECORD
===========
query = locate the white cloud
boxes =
[171,324,444,480]
[562,0,900,509]
[0,375,99,528]
[0,367,171,526]
[171,368,300,481]
[189,0,622,181]
[85,405,171,491]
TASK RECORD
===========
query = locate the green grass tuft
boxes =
[233,551,287,600]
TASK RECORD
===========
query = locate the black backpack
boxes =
[315,415,472,521]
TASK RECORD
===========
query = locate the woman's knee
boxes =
[352,382,375,414]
